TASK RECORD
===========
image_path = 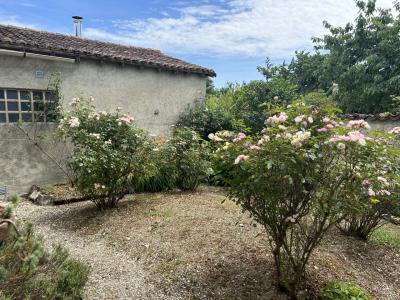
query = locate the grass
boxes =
[371,225,400,248]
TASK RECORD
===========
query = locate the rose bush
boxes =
[131,128,210,192]
[210,97,399,297]
[170,127,211,191]
[337,129,400,239]
[58,97,147,209]
[58,98,209,204]
[131,136,178,193]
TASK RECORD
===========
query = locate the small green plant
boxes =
[0,224,88,299]
[2,207,12,220]
[1,195,20,219]
[320,281,371,300]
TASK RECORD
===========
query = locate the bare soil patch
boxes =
[17,188,400,299]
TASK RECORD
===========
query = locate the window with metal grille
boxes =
[0,89,58,123]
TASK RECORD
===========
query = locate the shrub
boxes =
[176,101,239,140]
[337,131,400,239]
[210,97,393,297]
[0,224,89,299]
[177,79,299,138]
[320,281,371,300]
[131,137,178,193]
[170,128,211,191]
[224,80,298,133]
[58,97,148,209]
[131,128,210,192]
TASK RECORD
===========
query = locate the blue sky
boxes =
[0,0,396,86]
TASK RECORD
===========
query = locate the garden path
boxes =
[16,200,178,300]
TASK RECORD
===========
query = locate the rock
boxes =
[28,190,54,205]
[35,195,54,206]
[29,185,40,194]
[28,190,41,201]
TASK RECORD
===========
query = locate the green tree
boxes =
[234,79,298,132]
[206,78,217,96]
[288,51,331,94]
[313,0,400,113]
[258,54,329,95]
[178,76,300,136]
[257,1,400,114]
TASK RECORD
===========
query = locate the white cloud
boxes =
[0,15,37,28]
[1,0,396,60]
[178,5,226,17]
[84,0,396,59]
[19,2,37,8]
[82,0,395,58]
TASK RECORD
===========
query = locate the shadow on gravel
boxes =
[32,196,144,234]
[185,257,290,300]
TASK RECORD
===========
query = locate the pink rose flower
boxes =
[362,179,370,187]
[233,132,246,142]
[346,120,371,130]
[379,190,391,196]
[389,127,400,135]
[368,188,376,197]
[234,154,249,165]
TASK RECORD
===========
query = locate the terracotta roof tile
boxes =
[0,24,216,77]
[344,113,400,121]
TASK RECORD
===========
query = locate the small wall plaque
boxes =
[34,70,45,79]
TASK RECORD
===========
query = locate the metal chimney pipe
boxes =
[72,16,83,37]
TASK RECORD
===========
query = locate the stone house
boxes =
[0,24,215,193]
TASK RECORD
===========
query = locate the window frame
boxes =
[0,88,58,124]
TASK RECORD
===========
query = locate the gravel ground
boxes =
[15,199,178,300]
[11,190,400,300]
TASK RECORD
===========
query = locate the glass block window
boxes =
[0,88,58,123]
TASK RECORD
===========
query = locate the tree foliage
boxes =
[178,77,299,137]
[257,0,400,114]
[314,0,400,113]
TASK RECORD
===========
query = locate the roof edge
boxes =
[0,24,216,77]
